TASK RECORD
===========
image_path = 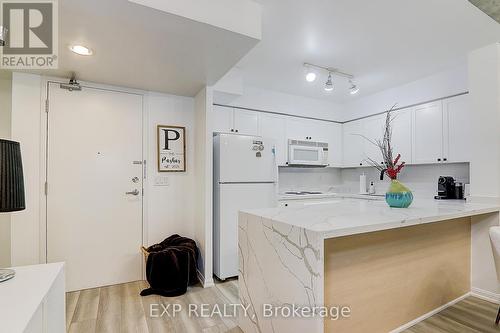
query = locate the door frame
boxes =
[39,77,150,278]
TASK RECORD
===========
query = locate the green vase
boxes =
[385,179,413,208]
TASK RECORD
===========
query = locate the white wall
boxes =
[468,43,500,299]
[194,87,214,287]
[9,74,210,280]
[342,64,468,121]
[0,72,12,267]
[214,85,343,121]
[146,92,197,246]
[10,73,42,266]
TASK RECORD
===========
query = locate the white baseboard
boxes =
[389,293,471,333]
[197,269,215,288]
[471,287,500,304]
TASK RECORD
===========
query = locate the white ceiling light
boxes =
[349,80,360,95]
[324,73,334,91]
[305,65,317,82]
[304,62,358,95]
[69,45,93,56]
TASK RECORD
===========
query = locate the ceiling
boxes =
[237,0,500,102]
[8,0,259,97]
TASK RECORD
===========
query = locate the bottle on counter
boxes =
[369,181,376,195]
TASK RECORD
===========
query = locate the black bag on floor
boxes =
[140,234,199,297]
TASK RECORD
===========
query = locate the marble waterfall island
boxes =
[238,198,500,333]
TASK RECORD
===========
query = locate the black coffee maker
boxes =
[435,176,464,200]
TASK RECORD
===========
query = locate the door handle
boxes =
[126,189,140,196]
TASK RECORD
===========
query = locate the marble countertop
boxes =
[242,198,500,238]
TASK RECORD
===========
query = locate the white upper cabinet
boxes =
[212,105,234,134]
[286,117,319,141]
[259,113,287,166]
[443,94,471,163]
[362,115,386,165]
[327,123,343,167]
[391,108,413,164]
[233,109,259,136]
[343,120,365,167]
[412,101,443,164]
[285,117,342,167]
[212,106,259,136]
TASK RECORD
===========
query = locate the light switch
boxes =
[154,176,169,186]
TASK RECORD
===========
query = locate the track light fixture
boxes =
[303,62,358,95]
[324,73,334,91]
[349,79,359,95]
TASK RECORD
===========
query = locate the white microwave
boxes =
[287,139,329,167]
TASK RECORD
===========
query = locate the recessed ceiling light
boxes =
[304,64,317,82]
[305,72,317,82]
[69,45,93,56]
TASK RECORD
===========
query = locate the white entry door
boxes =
[47,84,143,292]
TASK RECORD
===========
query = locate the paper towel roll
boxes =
[360,174,367,194]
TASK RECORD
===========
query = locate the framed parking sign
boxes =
[157,125,186,172]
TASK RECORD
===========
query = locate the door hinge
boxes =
[44,182,48,195]
[45,99,49,113]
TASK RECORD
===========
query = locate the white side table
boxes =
[0,263,65,333]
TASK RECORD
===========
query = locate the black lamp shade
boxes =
[0,139,25,212]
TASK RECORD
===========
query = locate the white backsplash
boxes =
[278,167,342,193]
[279,163,470,199]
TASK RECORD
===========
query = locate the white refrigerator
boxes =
[213,133,277,280]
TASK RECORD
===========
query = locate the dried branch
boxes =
[352,103,406,179]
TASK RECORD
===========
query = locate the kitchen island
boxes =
[238,199,500,333]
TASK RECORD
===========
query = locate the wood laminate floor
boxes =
[66,281,500,333]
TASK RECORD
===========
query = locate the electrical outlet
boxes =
[154,176,169,186]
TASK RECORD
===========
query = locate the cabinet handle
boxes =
[230,129,234,132]
[285,204,288,207]
[235,129,239,133]
[443,158,447,162]
[437,158,441,162]
[359,163,363,166]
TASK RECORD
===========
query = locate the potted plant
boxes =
[361,106,413,208]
